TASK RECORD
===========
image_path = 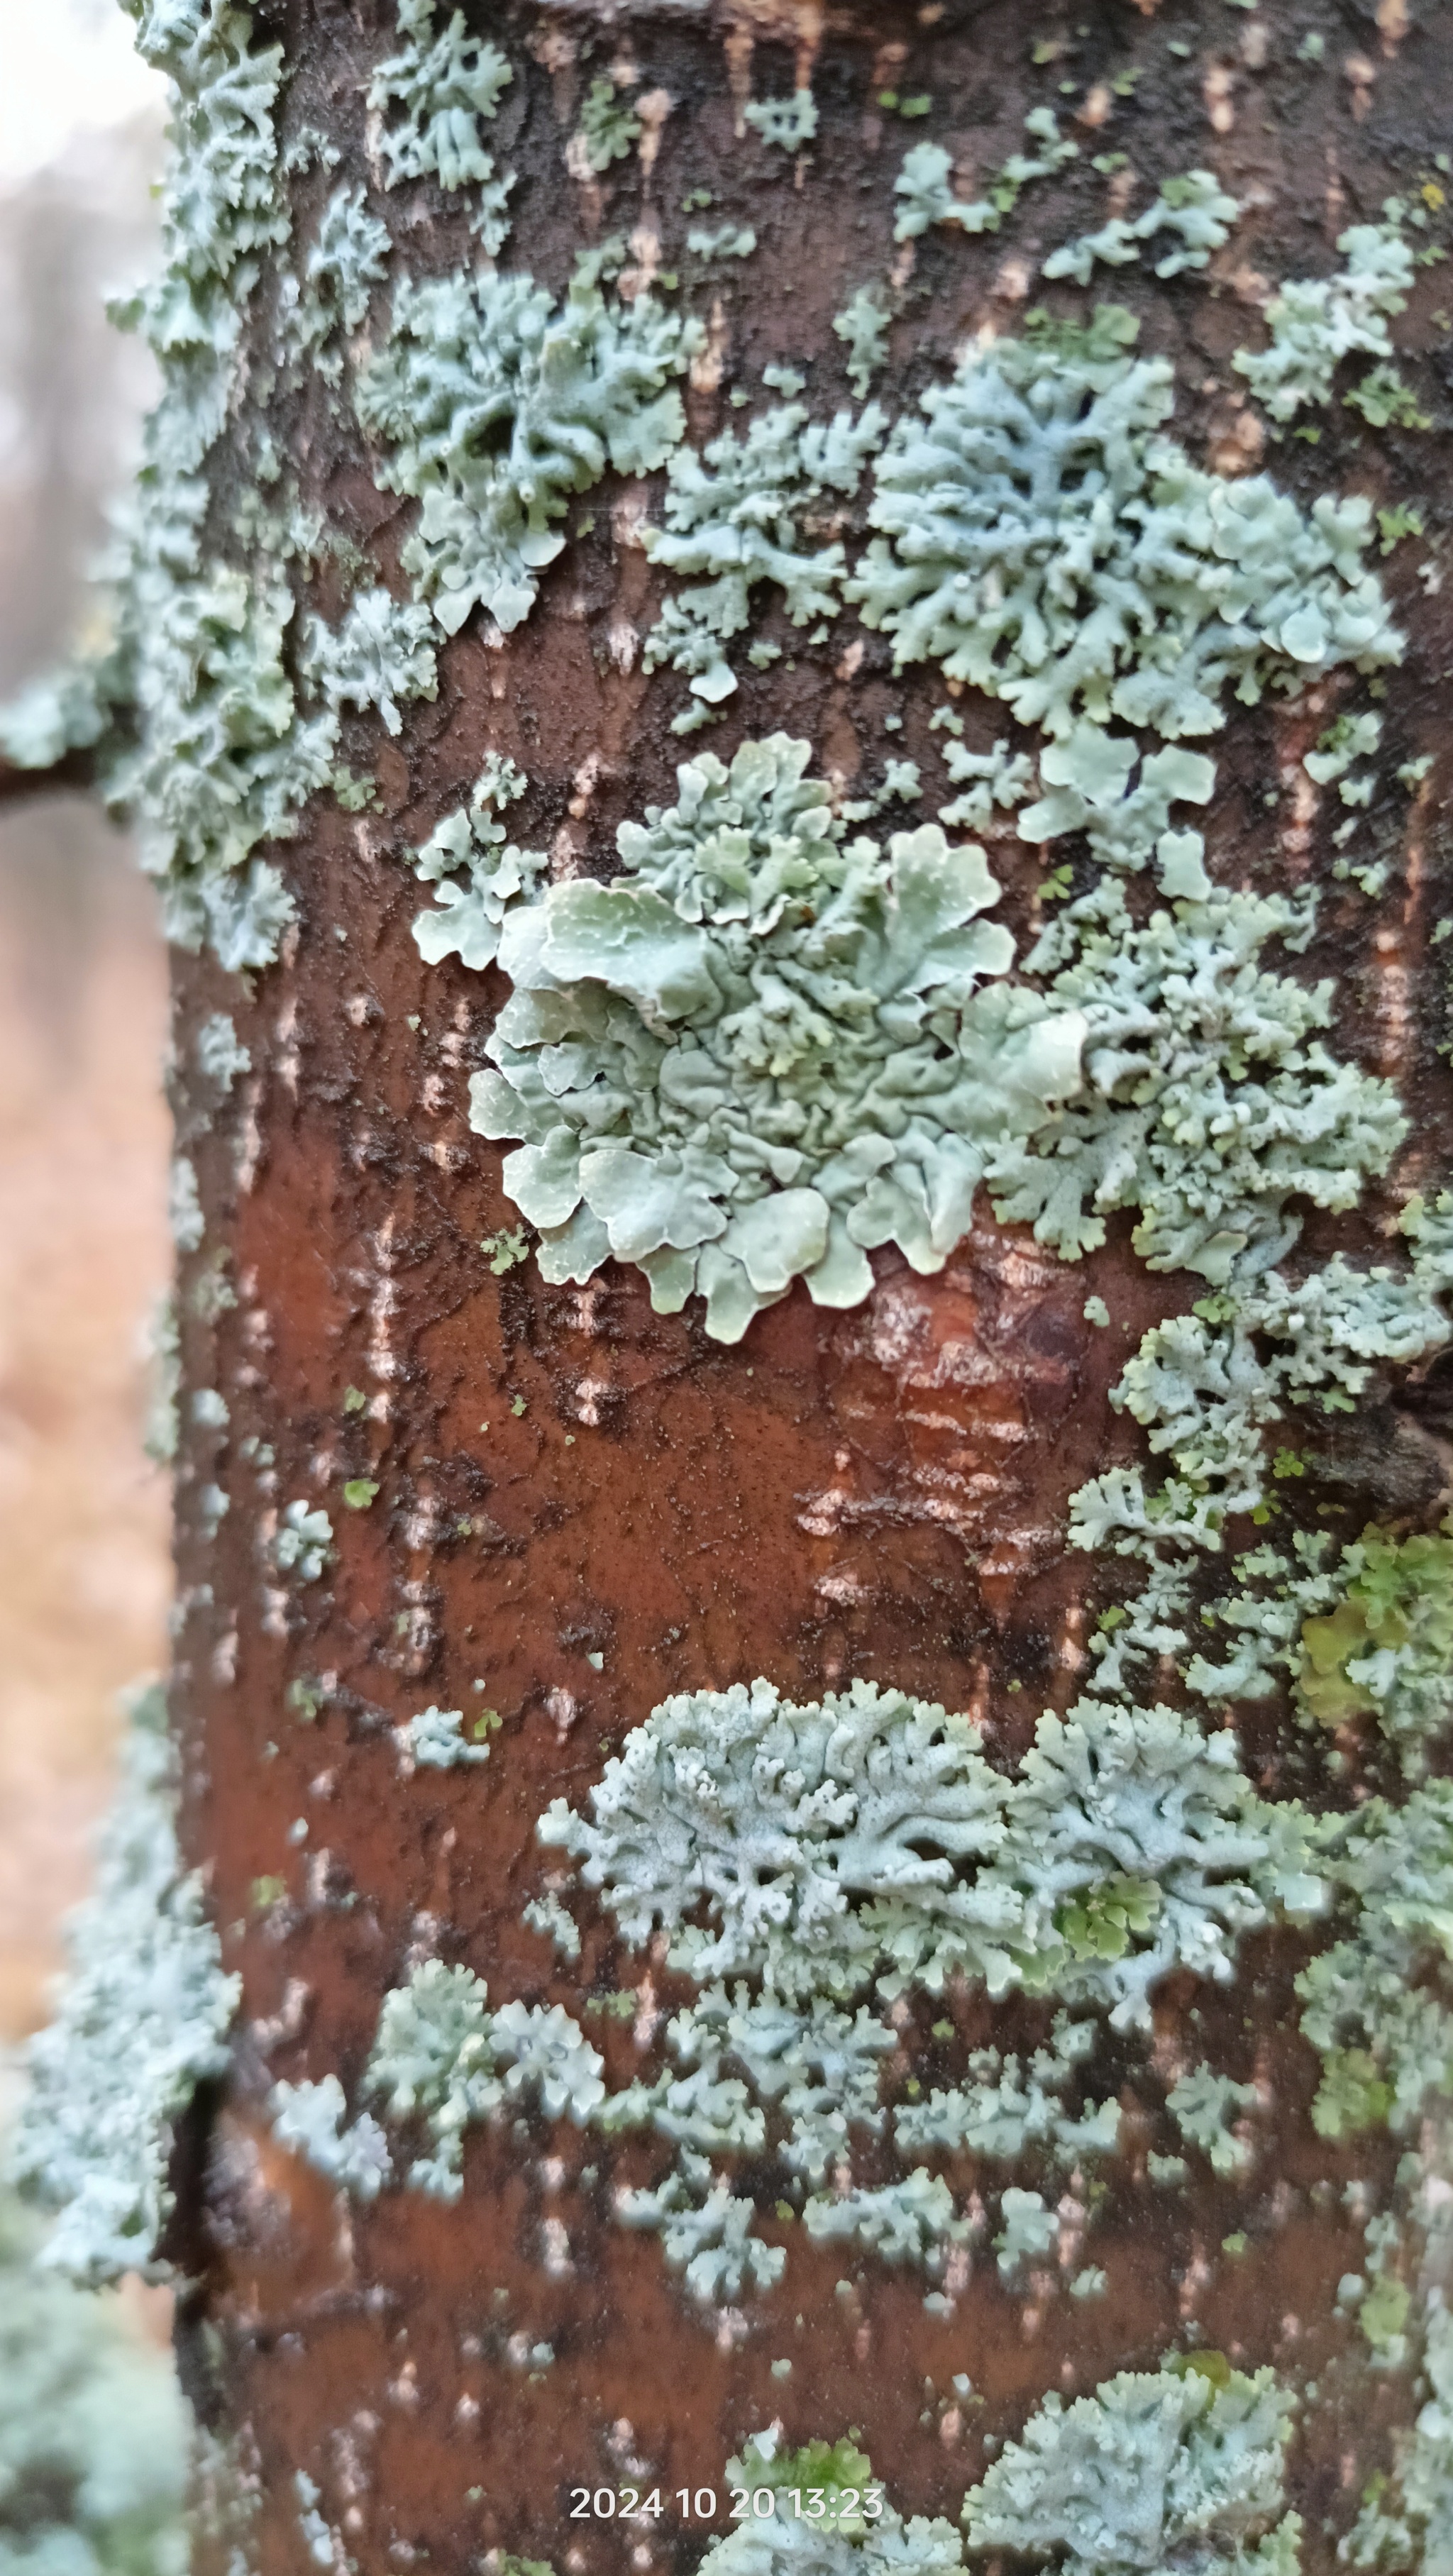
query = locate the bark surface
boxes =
[98,0,1453,2569]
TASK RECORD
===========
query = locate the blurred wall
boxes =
[0,109,172,2043]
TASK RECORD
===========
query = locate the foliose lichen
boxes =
[365,1959,503,2198]
[0,2171,190,2575]
[641,405,887,711]
[407,751,544,969]
[893,112,1077,244]
[1042,172,1239,287]
[395,1704,492,1770]
[538,1677,1322,2028]
[270,2076,392,2198]
[278,182,391,377]
[298,586,437,736]
[356,1962,605,2198]
[848,330,1400,736]
[744,92,819,153]
[468,733,1083,1342]
[990,880,1405,1282]
[367,0,514,248]
[273,1500,333,1582]
[895,2014,1120,2168]
[833,287,891,397]
[1233,223,1414,424]
[961,2362,1299,2576]
[617,2155,787,2302]
[697,2431,960,2576]
[1296,1782,1453,2138]
[10,1681,239,2285]
[6,4,320,966]
[573,74,642,175]
[1296,1521,1453,1771]
[355,268,701,636]
[1166,2064,1259,2177]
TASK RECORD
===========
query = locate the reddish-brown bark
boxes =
[157,2,1453,2567]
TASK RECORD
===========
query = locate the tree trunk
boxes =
[13,2,1453,2572]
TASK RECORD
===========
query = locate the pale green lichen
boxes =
[1041,219,1141,287]
[744,92,819,153]
[279,182,390,376]
[0,662,110,769]
[10,1682,239,2285]
[833,287,891,397]
[168,1156,204,1254]
[0,2172,190,2576]
[522,1890,581,1957]
[895,2014,1120,2166]
[368,0,513,246]
[934,726,1037,833]
[1351,2228,1413,2367]
[270,2077,392,2198]
[118,0,288,460]
[652,1989,888,2179]
[989,882,1404,1281]
[893,113,1077,245]
[491,2001,607,2121]
[689,225,758,262]
[1185,1535,1342,1706]
[299,586,436,736]
[1343,366,1431,433]
[396,1705,492,1769]
[365,1959,503,2198]
[573,76,642,174]
[1018,725,1217,883]
[1297,1783,1453,2137]
[1234,224,1414,424]
[407,754,545,968]
[1043,172,1239,287]
[642,404,886,708]
[143,1297,182,1464]
[1342,2296,1453,2570]
[294,2470,344,2568]
[355,268,700,635]
[1080,1220,1453,1571]
[196,1010,250,1093]
[992,2184,1056,2280]
[1295,1521,1453,1771]
[10,0,353,971]
[360,1962,605,2195]
[804,2168,971,2275]
[1305,710,1383,802]
[617,2154,786,2301]
[961,2363,1299,2576]
[480,1224,531,1273]
[698,2432,958,2576]
[470,734,1083,1342]
[849,331,1400,738]
[539,1677,1322,2030]
[274,1500,333,1581]
[1166,2064,1259,2177]
[107,555,335,966]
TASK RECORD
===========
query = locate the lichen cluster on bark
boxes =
[11,2,1453,2574]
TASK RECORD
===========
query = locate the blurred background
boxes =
[1,3,197,2558]
[0,0,167,2050]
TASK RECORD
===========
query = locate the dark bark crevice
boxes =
[0,748,96,807]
